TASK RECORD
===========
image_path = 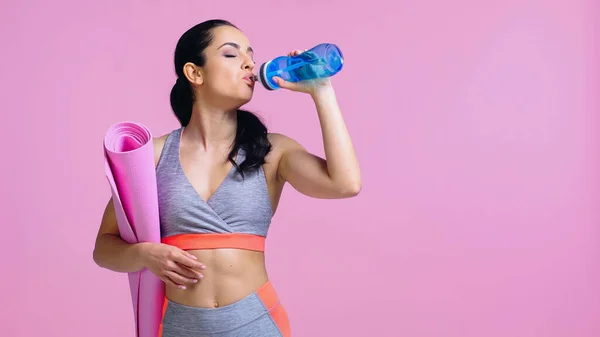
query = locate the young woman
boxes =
[93,19,361,337]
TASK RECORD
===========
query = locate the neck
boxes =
[184,102,237,152]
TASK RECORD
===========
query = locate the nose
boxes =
[243,57,255,71]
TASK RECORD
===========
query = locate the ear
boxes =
[183,62,204,86]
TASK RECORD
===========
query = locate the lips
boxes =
[243,74,256,87]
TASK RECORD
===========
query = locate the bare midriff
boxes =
[165,248,268,308]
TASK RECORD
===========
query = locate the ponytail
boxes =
[170,77,194,127]
[232,109,272,176]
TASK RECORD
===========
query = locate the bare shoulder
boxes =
[152,133,170,167]
[267,133,305,155]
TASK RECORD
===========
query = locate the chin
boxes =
[238,91,254,103]
[226,94,252,109]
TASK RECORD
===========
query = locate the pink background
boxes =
[2,0,599,336]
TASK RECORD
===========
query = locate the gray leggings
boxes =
[159,281,291,337]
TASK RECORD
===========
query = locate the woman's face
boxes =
[197,25,256,106]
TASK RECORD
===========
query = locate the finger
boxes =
[165,271,198,287]
[173,263,204,280]
[182,250,202,263]
[173,252,206,271]
[161,275,183,288]
[272,76,299,91]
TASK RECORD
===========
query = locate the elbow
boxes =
[93,247,103,267]
[339,180,362,198]
[93,240,108,269]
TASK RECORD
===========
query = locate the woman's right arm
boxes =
[92,136,205,288]
[92,198,149,273]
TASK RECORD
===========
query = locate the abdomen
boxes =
[165,248,269,308]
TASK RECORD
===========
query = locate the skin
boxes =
[93,25,361,308]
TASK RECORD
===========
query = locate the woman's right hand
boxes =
[138,242,206,289]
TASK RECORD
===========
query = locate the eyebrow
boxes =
[218,42,253,54]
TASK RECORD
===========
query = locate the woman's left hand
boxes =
[271,49,333,96]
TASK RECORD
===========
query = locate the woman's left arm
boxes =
[271,52,362,199]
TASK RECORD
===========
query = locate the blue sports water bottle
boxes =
[256,43,344,90]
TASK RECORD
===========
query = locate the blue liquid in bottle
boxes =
[257,43,344,90]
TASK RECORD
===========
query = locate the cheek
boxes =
[203,60,241,94]
[211,67,237,87]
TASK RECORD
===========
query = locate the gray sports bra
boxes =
[156,127,273,251]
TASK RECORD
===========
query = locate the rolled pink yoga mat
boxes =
[103,121,164,337]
